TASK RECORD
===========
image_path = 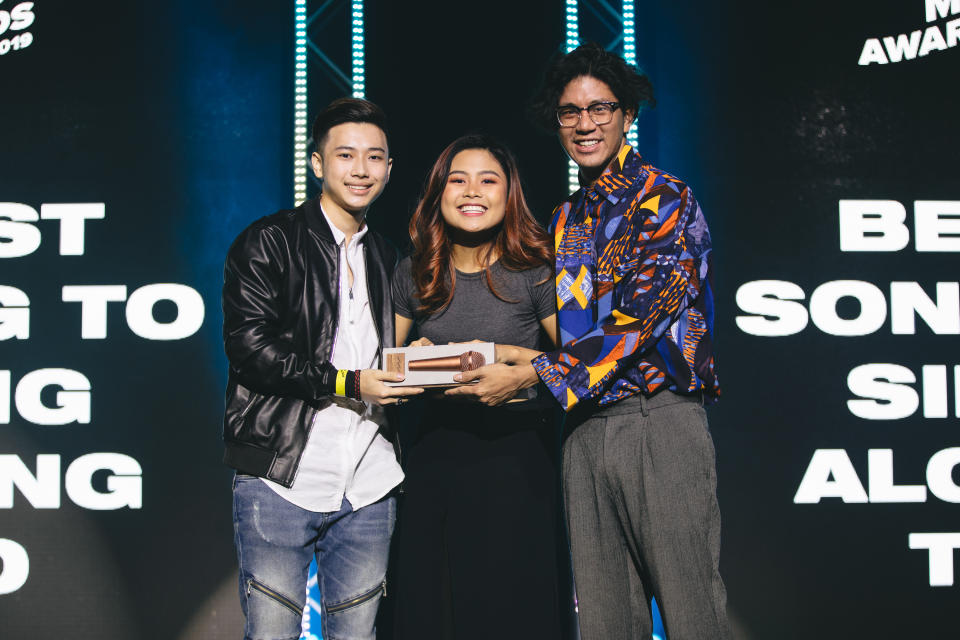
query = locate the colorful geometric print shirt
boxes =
[531,145,720,411]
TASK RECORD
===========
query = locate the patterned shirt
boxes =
[532,145,720,411]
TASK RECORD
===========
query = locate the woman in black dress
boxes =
[391,134,564,639]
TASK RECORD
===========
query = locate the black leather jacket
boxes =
[221,197,396,487]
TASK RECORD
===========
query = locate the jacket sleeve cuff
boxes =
[532,352,575,410]
[316,361,340,397]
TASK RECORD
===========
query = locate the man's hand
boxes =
[359,369,423,405]
[443,362,540,406]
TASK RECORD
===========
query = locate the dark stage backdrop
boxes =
[1,1,957,638]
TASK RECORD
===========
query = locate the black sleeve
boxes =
[222,222,338,401]
[392,256,416,319]
[530,264,557,320]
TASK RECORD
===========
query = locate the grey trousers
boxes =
[562,392,732,640]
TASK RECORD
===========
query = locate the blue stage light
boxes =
[623,0,638,148]
[566,0,580,193]
[352,0,365,98]
[294,0,309,204]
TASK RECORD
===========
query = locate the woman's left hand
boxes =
[443,362,539,406]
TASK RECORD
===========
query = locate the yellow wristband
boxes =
[335,369,348,397]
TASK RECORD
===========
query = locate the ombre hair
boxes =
[408,134,552,315]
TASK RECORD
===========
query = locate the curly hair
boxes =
[408,134,553,316]
[529,42,655,131]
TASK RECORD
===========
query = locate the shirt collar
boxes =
[583,144,643,205]
[319,204,368,248]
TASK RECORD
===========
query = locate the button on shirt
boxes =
[262,208,404,512]
[532,145,720,411]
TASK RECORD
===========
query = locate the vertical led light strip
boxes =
[565,0,579,52]
[622,0,638,148]
[566,0,580,193]
[351,1,365,98]
[294,0,308,205]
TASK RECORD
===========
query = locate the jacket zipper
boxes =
[362,243,403,469]
[289,241,343,486]
[238,393,259,421]
[286,240,341,488]
[330,242,343,365]
[362,242,384,356]
[325,580,387,614]
[247,579,302,616]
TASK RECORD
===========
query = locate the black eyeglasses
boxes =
[556,102,620,127]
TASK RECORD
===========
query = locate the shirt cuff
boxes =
[532,352,570,409]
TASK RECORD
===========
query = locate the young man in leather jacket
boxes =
[221,98,421,640]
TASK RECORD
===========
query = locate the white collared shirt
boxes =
[261,207,404,512]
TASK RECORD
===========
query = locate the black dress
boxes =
[389,259,566,640]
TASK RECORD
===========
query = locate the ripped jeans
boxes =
[232,474,395,640]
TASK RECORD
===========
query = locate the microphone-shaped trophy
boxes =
[382,343,494,387]
[408,350,486,372]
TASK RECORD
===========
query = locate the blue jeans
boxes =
[232,474,396,640]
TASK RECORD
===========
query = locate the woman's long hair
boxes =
[408,134,553,315]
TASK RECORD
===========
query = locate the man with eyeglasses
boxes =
[531,42,732,640]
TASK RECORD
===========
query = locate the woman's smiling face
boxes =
[440,148,507,236]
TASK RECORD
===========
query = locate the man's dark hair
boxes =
[312,97,389,153]
[530,42,655,131]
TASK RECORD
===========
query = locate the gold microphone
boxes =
[407,351,486,372]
